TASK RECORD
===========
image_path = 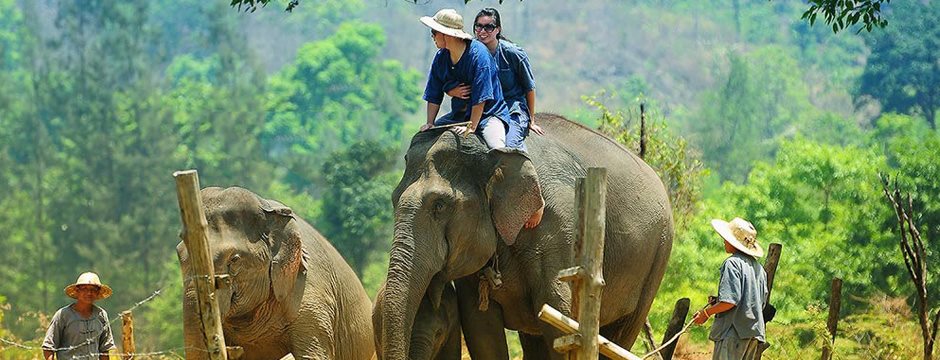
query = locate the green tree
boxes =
[690,47,815,182]
[318,141,399,276]
[588,94,708,230]
[858,1,940,129]
[263,21,420,192]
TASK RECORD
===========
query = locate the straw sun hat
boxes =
[420,9,473,40]
[711,217,764,258]
[64,272,112,300]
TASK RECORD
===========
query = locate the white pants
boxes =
[480,116,506,149]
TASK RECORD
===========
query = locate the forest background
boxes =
[0,0,938,358]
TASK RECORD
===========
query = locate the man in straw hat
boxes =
[693,218,769,360]
[42,272,115,360]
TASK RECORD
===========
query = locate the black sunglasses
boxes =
[430,29,439,37]
[474,23,498,32]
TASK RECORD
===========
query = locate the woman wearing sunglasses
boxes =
[448,7,543,152]
[419,9,510,149]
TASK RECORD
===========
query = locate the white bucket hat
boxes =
[65,272,113,300]
[711,217,764,258]
[420,9,473,40]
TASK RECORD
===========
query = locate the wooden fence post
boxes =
[660,298,690,360]
[174,170,228,360]
[821,278,843,360]
[121,311,134,360]
[756,243,782,359]
[575,167,607,360]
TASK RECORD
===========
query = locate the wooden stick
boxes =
[174,170,228,360]
[430,121,470,130]
[121,311,135,360]
[642,319,663,360]
[660,298,690,360]
[539,304,642,360]
[756,243,782,360]
[576,168,608,360]
[821,278,843,360]
[764,243,782,300]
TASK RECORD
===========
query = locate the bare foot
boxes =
[524,205,544,229]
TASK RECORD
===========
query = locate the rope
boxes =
[640,304,707,359]
[0,282,170,355]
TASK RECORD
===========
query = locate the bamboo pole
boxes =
[174,170,228,360]
[820,278,843,360]
[121,311,135,360]
[660,298,690,360]
[575,168,607,360]
[540,305,642,360]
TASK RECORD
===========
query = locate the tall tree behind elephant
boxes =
[178,187,374,360]
[374,114,673,359]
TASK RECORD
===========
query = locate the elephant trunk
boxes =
[375,201,443,360]
[409,330,435,360]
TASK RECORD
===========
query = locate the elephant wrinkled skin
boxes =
[178,187,374,360]
[373,114,674,359]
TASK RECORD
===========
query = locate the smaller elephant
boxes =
[374,282,461,360]
[179,187,374,360]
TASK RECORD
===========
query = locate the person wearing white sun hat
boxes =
[42,272,115,360]
[419,9,510,150]
[693,218,769,360]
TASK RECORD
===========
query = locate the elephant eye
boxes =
[432,199,447,217]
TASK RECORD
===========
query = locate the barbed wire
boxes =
[0,280,174,356]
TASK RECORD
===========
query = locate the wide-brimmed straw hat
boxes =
[420,9,473,40]
[65,272,112,300]
[711,217,764,258]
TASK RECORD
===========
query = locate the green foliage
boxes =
[264,21,421,191]
[587,93,708,230]
[802,0,890,33]
[858,1,940,129]
[690,47,817,182]
[318,141,400,276]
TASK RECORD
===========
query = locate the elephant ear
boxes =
[485,148,544,246]
[260,199,308,304]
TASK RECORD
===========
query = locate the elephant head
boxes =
[178,187,308,359]
[374,130,543,359]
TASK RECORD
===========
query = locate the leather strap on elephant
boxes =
[477,253,503,311]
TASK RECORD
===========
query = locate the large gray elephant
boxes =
[178,187,374,360]
[373,114,674,359]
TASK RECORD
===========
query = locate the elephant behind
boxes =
[178,187,374,360]
[374,114,674,359]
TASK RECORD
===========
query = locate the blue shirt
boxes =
[709,252,769,342]
[492,39,536,117]
[423,39,509,127]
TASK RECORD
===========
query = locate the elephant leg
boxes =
[454,277,509,360]
[518,333,552,360]
[532,280,574,360]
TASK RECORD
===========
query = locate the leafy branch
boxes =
[881,173,939,360]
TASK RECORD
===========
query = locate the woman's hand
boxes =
[446,84,471,99]
[420,123,433,132]
[529,122,545,135]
